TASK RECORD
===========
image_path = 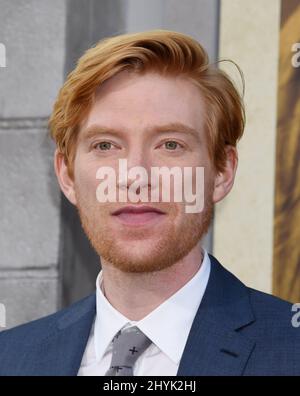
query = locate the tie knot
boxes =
[105,326,152,376]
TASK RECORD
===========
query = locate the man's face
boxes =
[71,71,216,273]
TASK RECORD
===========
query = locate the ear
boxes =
[213,146,238,204]
[54,149,77,205]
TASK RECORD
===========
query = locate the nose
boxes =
[117,147,152,193]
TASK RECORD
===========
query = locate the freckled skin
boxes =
[73,71,215,273]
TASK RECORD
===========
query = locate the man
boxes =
[0,30,299,376]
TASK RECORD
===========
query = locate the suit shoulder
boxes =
[247,287,300,336]
[210,254,296,322]
[248,287,293,313]
[0,293,95,348]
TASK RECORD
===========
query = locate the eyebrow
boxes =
[80,122,202,142]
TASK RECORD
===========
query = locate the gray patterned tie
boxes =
[105,326,152,376]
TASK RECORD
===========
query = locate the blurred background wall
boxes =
[215,0,281,294]
[215,0,300,303]
[0,0,65,328]
[0,0,299,329]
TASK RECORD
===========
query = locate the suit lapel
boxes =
[27,294,96,376]
[23,256,255,376]
[177,255,256,376]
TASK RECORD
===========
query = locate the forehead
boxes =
[81,70,206,134]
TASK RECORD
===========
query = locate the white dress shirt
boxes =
[77,249,211,376]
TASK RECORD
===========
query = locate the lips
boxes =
[111,205,166,226]
[112,205,165,215]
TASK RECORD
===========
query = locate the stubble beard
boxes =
[76,187,214,274]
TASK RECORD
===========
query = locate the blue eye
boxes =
[164,141,179,150]
[95,142,112,151]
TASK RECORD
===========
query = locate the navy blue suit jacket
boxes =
[0,255,299,376]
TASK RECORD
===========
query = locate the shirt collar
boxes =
[94,249,211,364]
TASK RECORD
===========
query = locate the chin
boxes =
[112,229,162,243]
[118,241,156,257]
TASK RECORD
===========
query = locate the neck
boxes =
[100,243,204,321]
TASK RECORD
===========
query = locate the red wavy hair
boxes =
[49,29,245,178]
